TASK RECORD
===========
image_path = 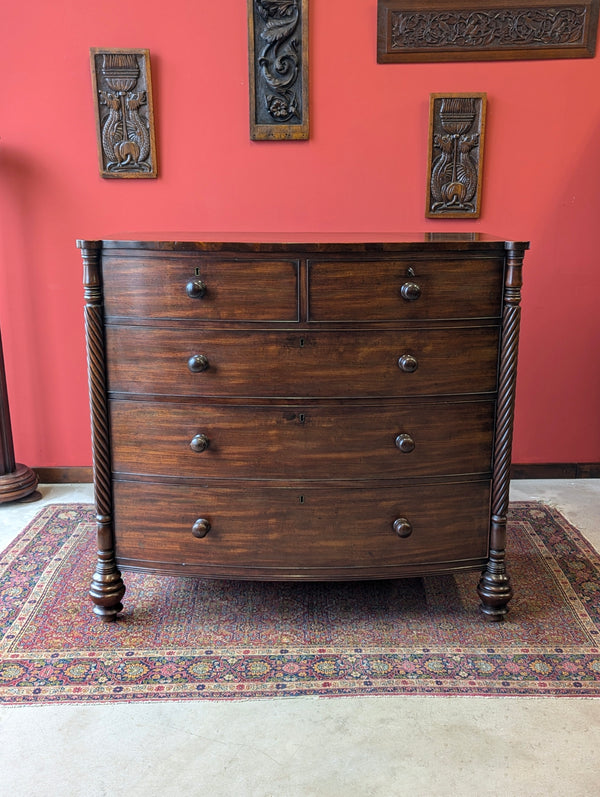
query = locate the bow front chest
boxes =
[78,233,528,621]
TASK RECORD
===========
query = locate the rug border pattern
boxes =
[1,502,599,704]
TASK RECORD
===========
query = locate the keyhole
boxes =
[407,267,415,277]
[195,267,201,276]
[299,495,305,504]
[299,413,305,424]
[299,337,305,348]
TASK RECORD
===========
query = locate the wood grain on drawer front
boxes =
[105,326,500,398]
[112,480,491,574]
[110,399,495,479]
[101,255,299,321]
[308,259,503,320]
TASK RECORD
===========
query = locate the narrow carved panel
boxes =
[426,93,486,219]
[377,0,599,61]
[90,48,158,178]
[247,0,309,140]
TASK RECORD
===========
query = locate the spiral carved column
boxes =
[477,241,528,620]
[79,240,125,621]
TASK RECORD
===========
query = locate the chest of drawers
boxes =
[78,233,528,622]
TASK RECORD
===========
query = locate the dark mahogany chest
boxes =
[78,233,528,621]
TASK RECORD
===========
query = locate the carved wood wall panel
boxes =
[377,0,599,61]
[247,0,309,140]
[90,48,158,178]
[426,93,487,219]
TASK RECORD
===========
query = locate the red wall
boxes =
[1,1,599,468]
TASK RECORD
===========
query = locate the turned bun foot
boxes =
[89,552,126,622]
[0,464,39,504]
[477,553,513,621]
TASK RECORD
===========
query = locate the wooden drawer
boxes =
[308,259,503,321]
[112,479,491,576]
[101,254,300,321]
[105,325,500,398]
[110,399,495,479]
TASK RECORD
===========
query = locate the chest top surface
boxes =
[77,232,528,254]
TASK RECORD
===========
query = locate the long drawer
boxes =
[105,326,500,398]
[112,479,491,575]
[308,259,504,321]
[110,399,495,479]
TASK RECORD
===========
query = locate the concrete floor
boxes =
[0,480,599,797]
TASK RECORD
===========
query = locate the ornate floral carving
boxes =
[257,0,300,122]
[248,0,309,139]
[90,49,158,178]
[377,1,599,61]
[392,7,587,49]
[426,94,486,219]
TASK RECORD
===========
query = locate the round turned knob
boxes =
[400,281,421,302]
[188,354,209,373]
[192,518,211,538]
[398,354,418,373]
[186,279,207,299]
[190,433,210,452]
[393,517,413,538]
[395,433,415,453]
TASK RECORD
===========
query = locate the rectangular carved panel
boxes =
[247,0,309,140]
[377,0,599,62]
[90,48,158,178]
[426,94,487,219]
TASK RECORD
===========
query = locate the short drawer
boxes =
[105,326,500,398]
[101,254,299,321]
[110,399,495,480]
[112,479,491,575]
[308,258,503,321]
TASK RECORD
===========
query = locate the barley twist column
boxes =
[79,240,125,620]
[477,241,528,620]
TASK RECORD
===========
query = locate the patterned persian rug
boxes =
[1,502,599,704]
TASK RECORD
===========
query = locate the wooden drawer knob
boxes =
[190,433,210,452]
[395,433,415,453]
[186,279,207,299]
[400,281,421,301]
[398,354,418,373]
[188,354,209,373]
[192,518,211,538]
[393,517,413,538]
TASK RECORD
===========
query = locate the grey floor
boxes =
[0,480,599,797]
